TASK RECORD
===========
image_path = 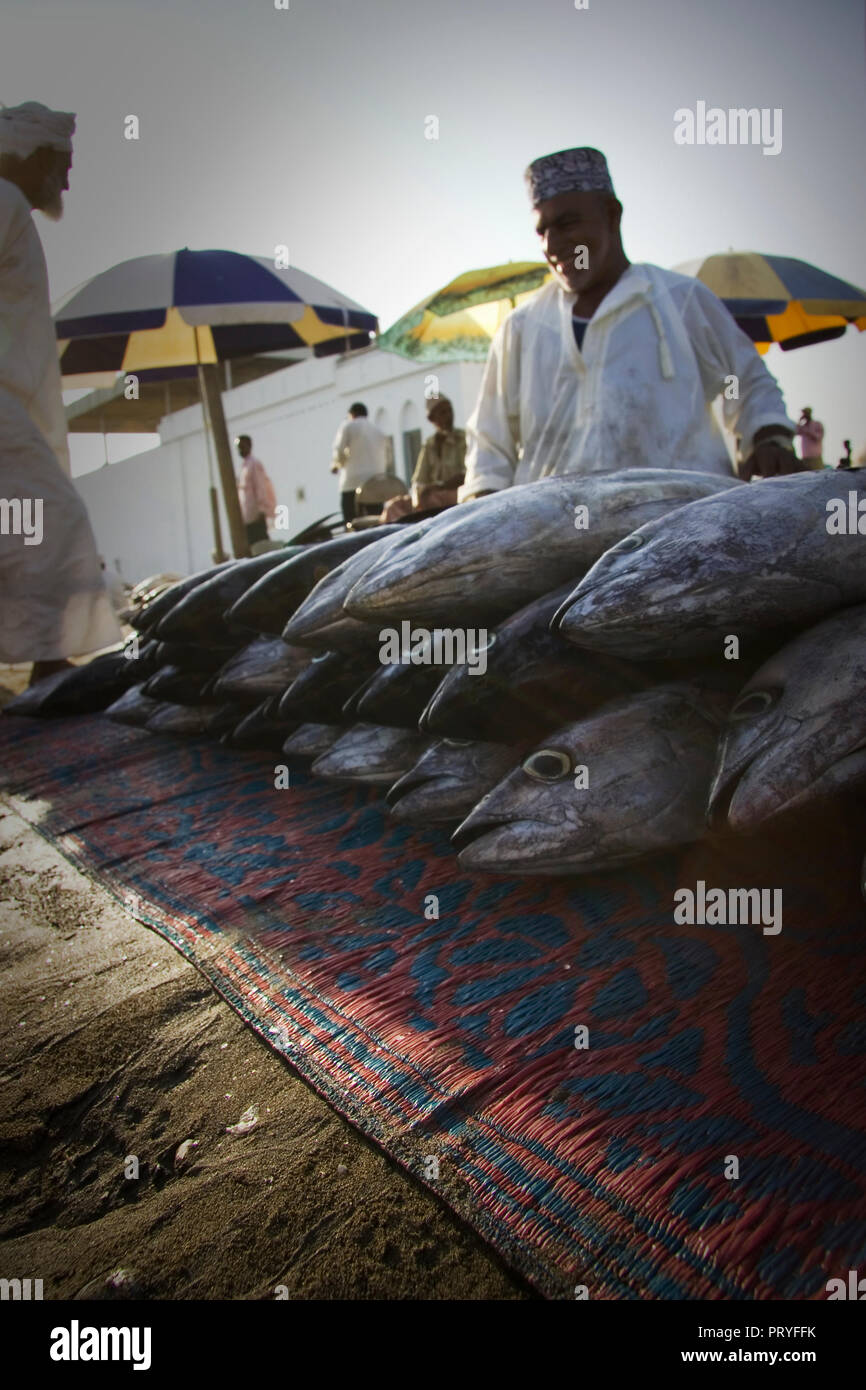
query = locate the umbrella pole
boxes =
[197,371,227,563]
[197,362,250,559]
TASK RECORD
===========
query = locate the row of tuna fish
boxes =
[7,468,866,875]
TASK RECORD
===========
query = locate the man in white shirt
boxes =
[0,101,120,682]
[459,146,802,501]
[331,402,386,522]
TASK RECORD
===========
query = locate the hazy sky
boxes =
[4,0,865,471]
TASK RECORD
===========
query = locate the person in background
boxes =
[381,395,468,522]
[795,408,825,469]
[235,434,277,545]
[0,101,120,685]
[459,145,803,501]
[411,394,466,510]
[836,439,852,470]
[331,402,386,523]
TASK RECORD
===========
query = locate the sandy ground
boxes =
[0,664,533,1300]
[0,809,532,1301]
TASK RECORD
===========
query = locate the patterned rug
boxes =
[2,712,865,1300]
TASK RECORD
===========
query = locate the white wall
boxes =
[76,349,484,585]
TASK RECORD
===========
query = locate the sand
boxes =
[0,797,531,1300]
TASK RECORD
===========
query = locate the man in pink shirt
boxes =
[795,407,825,469]
[235,434,277,545]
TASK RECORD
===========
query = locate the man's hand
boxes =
[740,428,803,481]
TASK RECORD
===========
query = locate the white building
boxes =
[75,347,484,585]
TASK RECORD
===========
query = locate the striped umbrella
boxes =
[55,248,378,384]
[377,262,551,362]
[54,249,379,558]
[675,252,866,353]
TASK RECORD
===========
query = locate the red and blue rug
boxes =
[2,713,865,1299]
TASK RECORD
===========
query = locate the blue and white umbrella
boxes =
[54,247,378,382]
[53,249,379,558]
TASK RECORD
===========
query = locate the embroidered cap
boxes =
[525,147,614,205]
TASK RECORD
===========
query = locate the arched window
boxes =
[375,407,395,475]
[399,400,423,485]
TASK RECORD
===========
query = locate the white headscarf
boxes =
[0,101,75,160]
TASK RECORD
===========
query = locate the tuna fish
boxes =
[355,657,458,729]
[280,528,406,650]
[105,684,164,728]
[229,697,298,751]
[386,738,520,824]
[146,703,225,736]
[344,470,743,626]
[229,527,402,636]
[4,652,135,718]
[311,723,431,785]
[212,637,312,704]
[142,665,211,706]
[281,722,345,762]
[452,685,730,874]
[278,650,380,722]
[708,603,866,831]
[133,562,231,633]
[419,583,656,741]
[155,548,303,642]
[554,471,866,659]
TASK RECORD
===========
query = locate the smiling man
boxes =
[459,146,802,500]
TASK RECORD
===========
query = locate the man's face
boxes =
[33,149,72,221]
[534,191,619,296]
[427,400,453,432]
[235,437,251,458]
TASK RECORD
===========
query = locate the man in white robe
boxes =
[0,101,120,681]
[459,147,803,500]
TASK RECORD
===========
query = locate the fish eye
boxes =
[614,533,645,553]
[523,749,572,781]
[730,689,777,720]
[443,737,472,747]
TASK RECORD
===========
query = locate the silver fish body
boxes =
[281,722,345,762]
[452,685,729,875]
[387,738,519,824]
[228,696,298,751]
[311,723,431,785]
[282,528,406,649]
[142,664,211,707]
[344,470,742,627]
[105,684,166,728]
[232,527,402,637]
[708,603,866,830]
[355,653,458,729]
[213,636,312,704]
[4,652,135,718]
[133,561,231,634]
[555,472,866,659]
[146,702,224,736]
[420,582,655,741]
[155,549,299,642]
[278,649,380,722]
